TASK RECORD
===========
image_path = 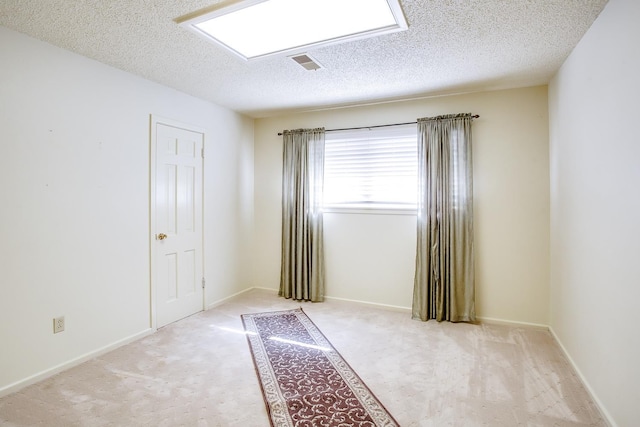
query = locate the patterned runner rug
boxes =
[241,309,398,427]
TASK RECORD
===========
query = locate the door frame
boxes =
[149,114,206,330]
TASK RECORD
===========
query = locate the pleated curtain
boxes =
[413,114,476,322]
[280,128,325,302]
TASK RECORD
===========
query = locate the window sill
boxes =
[322,207,417,216]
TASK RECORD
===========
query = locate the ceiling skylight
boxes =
[178,0,408,61]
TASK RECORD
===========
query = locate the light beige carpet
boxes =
[0,289,606,426]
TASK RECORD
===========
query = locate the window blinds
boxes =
[323,124,417,210]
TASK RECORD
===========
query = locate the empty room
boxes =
[0,0,638,426]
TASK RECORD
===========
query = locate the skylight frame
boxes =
[178,0,408,61]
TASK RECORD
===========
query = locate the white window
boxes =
[323,124,417,212]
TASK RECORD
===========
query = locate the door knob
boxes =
[157,233,168,241]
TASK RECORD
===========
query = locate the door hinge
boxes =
[201,147,204,158]
[202,277,205,289]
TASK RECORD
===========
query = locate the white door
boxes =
[151,118,204,328]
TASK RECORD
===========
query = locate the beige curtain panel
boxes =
[280,128,326,302]
[413,114,476,322]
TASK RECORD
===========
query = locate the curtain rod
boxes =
[277,115,479,136]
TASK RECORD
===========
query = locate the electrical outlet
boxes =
[53,316,65,334]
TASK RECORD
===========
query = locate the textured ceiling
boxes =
[0,0,608,118]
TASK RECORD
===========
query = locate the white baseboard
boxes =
[476,316,549,330]
[206,287,263,310]
[548,327,616,427]
[323,295,412,313]
[229,287,413,313]
[235,289,555,328]
[0,328,155,398]
[251,286,278,293]
[241,288,557,323]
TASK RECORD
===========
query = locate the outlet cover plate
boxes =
[53,316,65,334]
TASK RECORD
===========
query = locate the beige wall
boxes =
[549,0,640,425]
[254,86,550,324]
[0,27,254,393]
